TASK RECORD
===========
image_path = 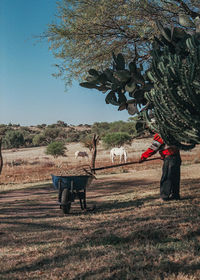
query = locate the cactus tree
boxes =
[145,20,200,150]
[80,16,200,150]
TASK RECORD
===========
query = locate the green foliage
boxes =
[109,121,137,135]
[102,132,132,149]
[144,22,200,150]
[57,129,68,139]
[43,0,200,86]
[37,124,47,129]
[43,127,60,141]
[66,129,80,143]
[32,134,46,146]
[91,122,110,137]
[80,134,94,151]
[44,0,200,149]
[24,134,35,147]
[80,15,200,150]
[45,141,66,158]
[56,120,68,127]
[80,52,148,111]
[0,126,9,136]
[3,130,25,149]
[91,121,137,138]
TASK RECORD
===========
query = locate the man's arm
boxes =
[139,134,164,162]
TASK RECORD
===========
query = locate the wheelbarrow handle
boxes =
[91,157,162,171]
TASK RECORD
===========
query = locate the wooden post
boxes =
[0,138,3,175]
[91,134,99,174]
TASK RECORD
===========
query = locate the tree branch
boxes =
[174,0,200,18]
[0,138,3,175]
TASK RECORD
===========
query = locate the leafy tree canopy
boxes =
[45,141,67,157]
[102,132,132,149]
[44,0,200,86]
[3,130,25,149]
[44,0,200,150]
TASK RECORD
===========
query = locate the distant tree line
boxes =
[0,118,146,149]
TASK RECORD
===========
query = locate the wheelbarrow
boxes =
[51,174,94,214]
[51,157,160,214]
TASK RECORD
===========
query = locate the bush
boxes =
[43,127,60,141]
[24,134,35,147]
[45,141,66,158]
[80,134,96,151]
[37,124,47,129]
[91,122,110,137]
[102,132,132,149]
[57,120,68,127]
[57,129,68,139]
[66,130,80,142]
[91,121,137,137]
[3,130,25,149]
[32,134,46,146]
[0,127,9,136]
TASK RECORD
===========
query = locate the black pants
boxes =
[160,154,181,199]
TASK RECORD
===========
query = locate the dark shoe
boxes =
[161,197,171,201]
[171,195,181,200]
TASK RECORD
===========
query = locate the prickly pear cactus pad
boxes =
[80,52,150,109]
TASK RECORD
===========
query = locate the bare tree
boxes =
[0,138,3,175]
[91,134,99,174]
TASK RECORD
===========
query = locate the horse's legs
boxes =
[112,155,114,163]
[111,152,114,163]
[124,152,127,163]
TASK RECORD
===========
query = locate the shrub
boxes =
[24,134,35,147]
[66,130,80,142]
[80,134,96,151]
[45,141,66,158]
[32,134,46,146]
[43,127,60,142]
[57,120,68,127]
[0,127,9,136]
[91,122,110,137]
[37,124,47,129]
[3,130,25,149]
[57,129,68,139]
[102,132,132,149]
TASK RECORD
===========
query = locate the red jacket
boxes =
[141,133,179,160]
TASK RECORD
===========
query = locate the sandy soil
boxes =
[1,140,200,280]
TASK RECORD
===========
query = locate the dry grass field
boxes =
[1,139,200,279]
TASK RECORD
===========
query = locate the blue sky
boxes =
[0,0,129,126]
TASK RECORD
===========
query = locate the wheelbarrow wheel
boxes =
[61,188,71,214]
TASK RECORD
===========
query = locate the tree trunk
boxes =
[0,138,3,175]
[91,134,99,174]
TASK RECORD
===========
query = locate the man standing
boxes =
[139,133,182,201]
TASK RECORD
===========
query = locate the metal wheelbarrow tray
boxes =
[51,174,93,214]
[51,157,160,214]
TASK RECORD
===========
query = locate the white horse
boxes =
[110,147,127,163]
[75,151,89,159]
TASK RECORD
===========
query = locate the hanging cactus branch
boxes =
[80,16,200,150]
[80,52,151,108]
[146,19,200,150]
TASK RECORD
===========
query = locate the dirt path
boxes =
[1,163,199,215]
[1,163,200,280]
